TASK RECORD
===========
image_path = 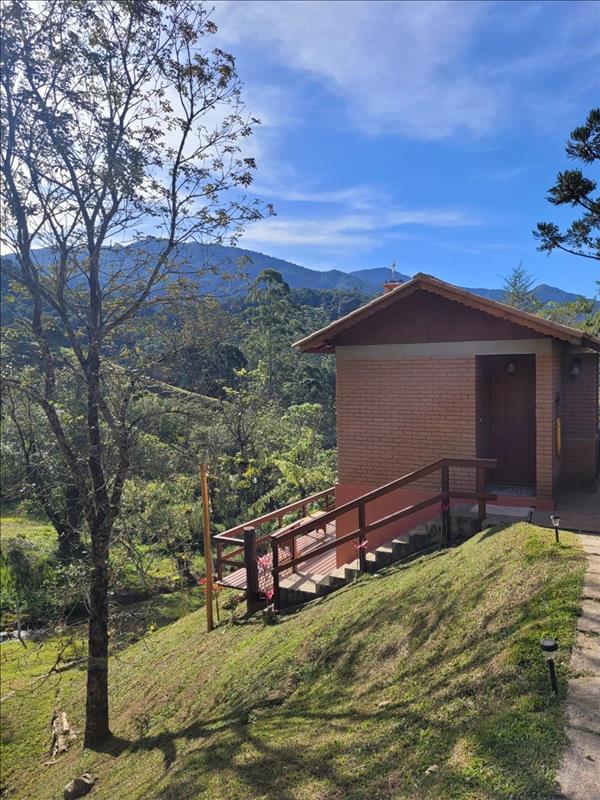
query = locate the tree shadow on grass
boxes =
[88,530,580,800]
[92,681,565,800]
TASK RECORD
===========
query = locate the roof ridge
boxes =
[293,273,600,353]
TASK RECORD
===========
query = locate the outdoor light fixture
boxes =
[540,637,559,694]
[550,514,560,544]
[507,359,516,375]
[569,358,581,379]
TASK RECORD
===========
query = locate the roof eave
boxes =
[293,274,598,353]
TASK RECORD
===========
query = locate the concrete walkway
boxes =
[556,533,600,800]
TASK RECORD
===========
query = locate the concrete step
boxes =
[280,573,325,595]
[391,538,413,558]
[312,571,346,590]
[450,506,485,537]
[344,559,362,581]
[276,508,469,609]
[279,572,330,606]
[374,544,395,567]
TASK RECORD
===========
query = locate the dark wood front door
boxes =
[488,355,536,486]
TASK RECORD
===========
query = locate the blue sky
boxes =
[212,0,600,294]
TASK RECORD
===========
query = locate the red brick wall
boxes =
[561,352,599,487]
[535,348,563,500]
[336,355,477,493]
[336,345,594,511]
[475,356,489,459]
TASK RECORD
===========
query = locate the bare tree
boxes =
[0,0,267,746]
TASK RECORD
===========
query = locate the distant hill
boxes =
[464,283,586,306]
[0,239,589,306]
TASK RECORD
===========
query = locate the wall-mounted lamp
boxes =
[507,359,516,375]
[569,358,581,379]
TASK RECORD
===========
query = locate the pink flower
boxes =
[353,540,369,550]
[265,589,274,602]
[257,555,270,571]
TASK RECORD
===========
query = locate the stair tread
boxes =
[280,574,321,593]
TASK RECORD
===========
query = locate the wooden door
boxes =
[488,355,536,486]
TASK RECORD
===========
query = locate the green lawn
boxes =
[0,514,205,604]
[0,523,585,800]
[0,516,58,551]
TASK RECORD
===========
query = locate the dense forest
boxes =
[3,258,598,640]
[0,264,374,628]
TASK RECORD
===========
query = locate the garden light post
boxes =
[550,514,560,544]
[540,637,559,694]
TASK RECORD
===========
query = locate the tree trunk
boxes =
[83,525,111,747]
[57,484,83,561]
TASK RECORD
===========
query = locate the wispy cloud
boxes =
[214,0,599,141]
[242,204,481,252]
[250,182,385,210]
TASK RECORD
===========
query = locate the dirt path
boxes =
[556,533,600,800]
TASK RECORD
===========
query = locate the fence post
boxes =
[216,539,223,581]
[358,503,367,573]
[441,464,451,546]
[244,526,259,614]
[272,537,281,611]
[291,534,298,574]
[476,466,486,530]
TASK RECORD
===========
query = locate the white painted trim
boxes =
[335,339,553,359]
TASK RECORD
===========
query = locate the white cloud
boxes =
[213,0,600,140]
[250,182,385,210]
[241,204,480,252]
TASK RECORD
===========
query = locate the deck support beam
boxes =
[244,526,260,614]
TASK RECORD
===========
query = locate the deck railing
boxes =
[269,458,498,610]
[213,487,336,583]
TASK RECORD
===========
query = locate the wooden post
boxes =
[200,463,214,632]
[476,466,485,530]
[357,503,367,574]
[216,539,223,581]
[441,464,451,547]
[272,538,281,611]
[244,526,259,614]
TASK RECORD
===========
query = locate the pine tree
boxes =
[534,108,600,261]
[502,263,540,312]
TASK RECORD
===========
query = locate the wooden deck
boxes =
[218,521,339,592]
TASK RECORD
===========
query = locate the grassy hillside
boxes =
[0,523,585,800]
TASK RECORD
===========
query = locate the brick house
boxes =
[215,273,599,607]
[294,274,599,550]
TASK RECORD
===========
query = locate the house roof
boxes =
[294,273,600,353]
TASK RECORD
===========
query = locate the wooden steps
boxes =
[278,509,484,608]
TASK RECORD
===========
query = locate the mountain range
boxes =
[0,239,590,306]
[143,241,589,306]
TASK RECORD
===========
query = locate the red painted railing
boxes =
[269,458,498,610]
[213,487,336,584]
